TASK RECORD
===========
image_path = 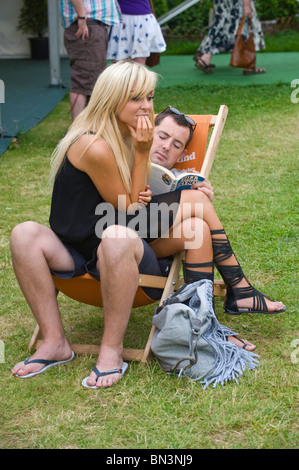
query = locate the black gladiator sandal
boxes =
[211,229,286,315]
[182,261,214,284]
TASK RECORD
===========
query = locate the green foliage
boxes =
[255,0,299,20]
[158,0,299,31]
[17,0,48,38]
[153,0,168,17]
[163,0,212,31]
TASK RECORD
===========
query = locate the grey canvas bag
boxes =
[151,280,259,389]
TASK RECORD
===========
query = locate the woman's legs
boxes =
[193,52,214,73]
[10,222,75,377]
[158,190,285,314]
[151,218,256,351]
[132,57,147,66]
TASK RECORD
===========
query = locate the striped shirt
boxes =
[60,0,121,28]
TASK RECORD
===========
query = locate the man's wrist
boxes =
[78,15,86,19]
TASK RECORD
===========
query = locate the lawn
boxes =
[0,80,298,450]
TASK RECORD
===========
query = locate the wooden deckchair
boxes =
[29,105,228,364]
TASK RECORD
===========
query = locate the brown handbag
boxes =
[230,16,256,69]
[145,0,161,67]
[146,52,161,67]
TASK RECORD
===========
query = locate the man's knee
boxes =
[10,221,40,251]
[98,225,143,265]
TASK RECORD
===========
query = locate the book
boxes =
[149,162,205,196]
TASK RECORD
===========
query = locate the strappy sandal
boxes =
[224,285,286,315]
[182,260,214,284]
[194,58,214,74]
[243,67,266,75]
[228,336,256,351]
[193,52,216,68]
[210,229,286,315]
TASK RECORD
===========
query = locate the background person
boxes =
[107,0,166,65]
[193,0,266,75]
[61,0,121,120]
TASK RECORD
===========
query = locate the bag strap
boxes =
[149,0,156,17]
[236,16,253,36]
[169,317,202,374]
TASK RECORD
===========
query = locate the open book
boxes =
[149,162,205,196]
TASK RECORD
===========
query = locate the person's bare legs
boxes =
[170,190,285,313]
[151,218,256,351]
[132,57,146,66]
[84,226,145,388]
[70,92,87,120]
[10,222,75,377]
[200,53,212,66]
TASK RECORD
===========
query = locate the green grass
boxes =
[0,82,298,449]
[164,29,299,54]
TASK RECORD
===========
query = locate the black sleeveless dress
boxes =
[50,155,181,260]
[49,155,181,301]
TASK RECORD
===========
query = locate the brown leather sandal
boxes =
[243,67,266,75]
[194,57,214,74]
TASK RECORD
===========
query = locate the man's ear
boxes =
[176,148,187,163]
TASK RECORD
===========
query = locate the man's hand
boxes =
[191,179,214,202]
[75,18,89,40]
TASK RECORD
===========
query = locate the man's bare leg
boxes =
[84,226,144,388]
[70,92,86,120]
[10,222,75,377]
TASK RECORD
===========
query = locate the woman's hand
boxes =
[138,185,152,206]
[129,116,153,157]
[243,0,252,18]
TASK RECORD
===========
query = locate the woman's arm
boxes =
[67,119,152,210]
[243,0,252,18]
[129,116,153,204]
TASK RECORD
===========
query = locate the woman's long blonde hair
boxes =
[50,61,157,193]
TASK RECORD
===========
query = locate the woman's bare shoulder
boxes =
[69,134,113,170]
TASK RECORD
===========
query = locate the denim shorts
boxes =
[51,238,172,300]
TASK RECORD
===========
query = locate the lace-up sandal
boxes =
[194,57,214,74]
[193,52,216,68]
[224,284,286,315]
[182,260,214,284]
[210,229,286,315]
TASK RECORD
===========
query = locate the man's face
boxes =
[150,116,190,170]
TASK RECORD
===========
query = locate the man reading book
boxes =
[149,106,214,201]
